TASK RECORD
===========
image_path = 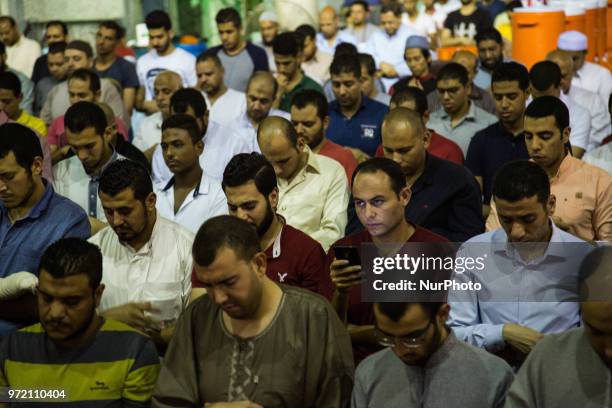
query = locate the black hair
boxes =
[145,10,172,30]
[529,61,561,91]
[170,88,207,117]
[350,0,370,12]
[295,24,316,41]
[475,27,503,45]
[352,157,407,196]
[66,40,93,58]
[193,215,261,266]
[376,302,444,322]
[99,159,153,201]
[491,61,529,90]
[68,68,101,93]
[196,50,223,67]
[215,7,242,28]
[525,95,570,133]
[358,53,376,76]
[222,152,277,195]
[380,3,403,17]
[272,32,300,57]
[64,101,108,136]
[99,20,126,40]
[436,62,469,86]
[334,42,358,58]
[161,114,203,143]
[0,71,21,96]
[46,20,68,36]
[48,41,67,54]
[330,53,361,78]
[390,86,428,116]
[492,160,550,206]
[291,89,328,120]
[0,123,43,171]
[39,238,102,289]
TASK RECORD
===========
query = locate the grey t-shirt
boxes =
[218,49,254,92]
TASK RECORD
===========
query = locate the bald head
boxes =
[248,71,277,97]
[319,6,339,39]
[155,70,182,88]
[383,108,425,134]
[258,116,298,147]
[382,108,428,177]
[154,70,183,117]
[546,50,573,92]
[257,117,305,180]
[452,51,478,79]
[247,71,278,124]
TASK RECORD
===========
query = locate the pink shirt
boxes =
[47,115,129,147]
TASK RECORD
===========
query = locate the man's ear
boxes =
[268,187,279,211]
[323,115,330,131]
[145,192,157,212]
[195,139,204,155]
[252,251,268,278]
[547,194,556,217]
[30,156,43,177]
[399,186,412,207]
[94,284,105,308]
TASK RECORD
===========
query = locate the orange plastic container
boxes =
[583,1,598,61]
[511,7,566,69]
[564,6,586,33]
[596,0,607,59]
[436,45,478,61]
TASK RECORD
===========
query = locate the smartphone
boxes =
[333,245,361,267]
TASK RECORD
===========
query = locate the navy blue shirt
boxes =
[93,57,140,90]
[327,95,388,157]
[466,121,529,204]
[0,180,90,335]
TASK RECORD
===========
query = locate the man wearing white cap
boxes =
[557,30,612,109]
[258,10,278,73]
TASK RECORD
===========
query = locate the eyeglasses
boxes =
[375,321,432,348]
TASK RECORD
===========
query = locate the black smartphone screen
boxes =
[333,245,361,266]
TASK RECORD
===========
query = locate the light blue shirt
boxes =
[315,30,357,55]
[448,222,591,352]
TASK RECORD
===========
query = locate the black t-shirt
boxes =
[444,8,493,40]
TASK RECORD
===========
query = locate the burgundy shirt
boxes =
[376,130,464,165]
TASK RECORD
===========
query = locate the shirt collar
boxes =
[90,149,118,180]
[2,180,54,221]
[550,154,575,182]
[162,169,209,198]
[494,220,569,262]
[268,215,287,259]
[440,101,476,122]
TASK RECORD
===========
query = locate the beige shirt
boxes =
[302,49,333,86]
[6,35,41,78]
[277,146,349,251]
[487,156,612,241]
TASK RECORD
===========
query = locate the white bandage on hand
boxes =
[0,272,38,299]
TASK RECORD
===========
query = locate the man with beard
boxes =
[135,10,196,114]
[152,215,354,408]
[0,238,160,405]
[0,16,40,78]
[352,302,513,407]
[90,159,194,338]
[296,24,334,86]
[190,152,327,300]
[257,11,278,73]
[474,28,505,90]
[31,20,68,84]
[344,1,379,47]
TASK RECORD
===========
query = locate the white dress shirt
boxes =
[6,35,41,78]
[315,31,357,55]
[234,109,290,152]
[277,146,349,251]
[89,216,194,314]
[133,112,163,151]
[583,143,612,175]
[203,88,247,128]
[567,86,611,151]
[152,120,254,185]
[572,62,612,109]
[559,93,591,151]
[155,171,228,234]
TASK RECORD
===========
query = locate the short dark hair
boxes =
[99,159,153,201]
[492,160,550,206]
[193,215,261,267]
[525,95,570,132]
[350,0,370,12]
[145,10,172,30]
[358,53,376,75]
[330,54,361,78]
[215,7,242,28]
[0,123,43,171]
[64,101,108,136]
[0,71,21,96]
[196,50,222,67]
[170,88,207,117]
[68,68,101,93]
[295,24,316,41]
[46,20,68,36]
[291,89,328,120]
[161,114,202,143]
[66,40,93,58]
[257,117,299,146]
[0,16,16,27]
[222,153,277,196]
[390,87,428,116]
[38,238,102,289]
[492,61,529,90]
[381,3,403,17]
[406,47,431,60]
[352,157,406,196]
[376,302,444,322]
[272,32,300,57]
[334,42,358,58]
[475,28,503,45]
[99,20,125,40]
[48,41,67,55]
[530,60,561,91]
[436,62,469,86]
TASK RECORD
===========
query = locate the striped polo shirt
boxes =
[0,319,160,407]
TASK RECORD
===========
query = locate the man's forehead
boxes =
[0,151,20,169]
[495,196,542,213]
[331,72,358,82]
[162,127,190,141]
[100,188,138,204]
[524,115,556,129]
[353,173,394,196]
[39,270,91,294]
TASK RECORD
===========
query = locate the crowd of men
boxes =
[0,2,611,406]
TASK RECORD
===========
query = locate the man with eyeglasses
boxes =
[351,301,514,407]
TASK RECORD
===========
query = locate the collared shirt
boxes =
[155,171,228,234]
[559,92,590,151]
[567,85,612,151]
[318,139,358,183]
[16,110,46,137]
[572,61,612,109]
[327,95,388,157]
[202,88,247,127]
[0,181,90,335]
[152,120,254,186]
[448,223,589,353]
[391,72,437,96]
[88,216,194,313]
[278,74,323,112]
[6,35,41,78]
[428,102,497,156]
[583,143,612,175]
[315,30,357,55]
[234,109,289,153]
[277,146,350,251]
[406,153,484,241]
[53,151,124,220]
[352,333,514,408]
[343,23,380,45]
[133,111,163,151]
[466,121,529,204]
[486,155,612,241]
[301,49,333,86]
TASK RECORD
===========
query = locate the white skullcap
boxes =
[557,30,588,51]
[259,10,278,23]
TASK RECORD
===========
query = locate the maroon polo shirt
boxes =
[192,223,327,295]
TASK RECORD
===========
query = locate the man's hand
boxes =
[330,259,362,293]
[204,401,263,408]
[379,63,398,78]
[552,216,571,232]
[101,302,157,329]
[0,272,38,299]
[502,324,544,354]
[275,73,289,93]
